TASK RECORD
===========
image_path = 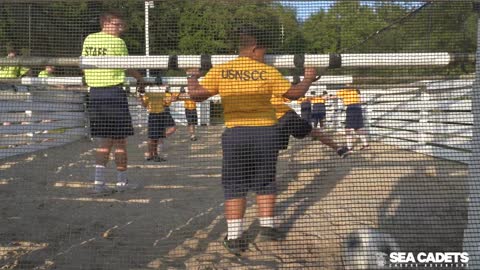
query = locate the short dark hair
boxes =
[235,24,269,49]
[100,10,124,27]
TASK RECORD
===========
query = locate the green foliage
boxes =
[0,0,476,77]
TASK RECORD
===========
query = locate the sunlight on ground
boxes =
[53,181,209,190]
[50,197,154,204]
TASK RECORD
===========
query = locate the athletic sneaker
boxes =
[223,235,248,256]
[93,184,114,195]
[115,181,139,192]
[336,146,351,159]
[190,135,197,141]
[255,227,284,242]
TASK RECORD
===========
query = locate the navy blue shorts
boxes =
[311,103,326,127]
[87,86,133,139]
[148,112,171,139]
[163,107,176,127]
[277,110,312,150]
[300,102,312,123]
[185,109,198,126]
[345,104,364,129]
[221,126,280,199]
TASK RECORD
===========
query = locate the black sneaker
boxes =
[145,155,167,162]
[256,227,284,242]
[336,146,351,159]
[190,135,198,141]
[151,156,167,162]
[223,236,248,256]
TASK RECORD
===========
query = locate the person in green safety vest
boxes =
[0,49,30,79]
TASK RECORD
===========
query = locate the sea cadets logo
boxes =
[388,252,469,268]
[221,69,267,81]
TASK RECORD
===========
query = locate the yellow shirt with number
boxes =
[337,89,361,106]
[200,57,291,127]
[142,93,165,114]
[82,31,128,87]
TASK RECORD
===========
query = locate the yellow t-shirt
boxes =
[271,96,293,120]
[0,65,29,78]
[200,57,291,127]
[38,70,54,78]
[337,89,361,106]
[184,98,197,110]
[164,92,178,107]
[82,31,128,87]
[297,97,309,103]
[142,93,165,114]
[310,96,326,104]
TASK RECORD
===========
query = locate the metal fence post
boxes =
[463,4,480,267]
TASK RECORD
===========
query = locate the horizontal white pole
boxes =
[79,55,170,69]
[177,55,202,69]
[21,77,83,86]
[342,53,451,67]
[304,54,330,68]
[211,55,238,66]
[12,75,353,86]
[0,53,468,69]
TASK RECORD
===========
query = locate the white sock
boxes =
[259,216,274,228]
[346,134,353,150]
[158,141,164,152]
[227,219,244,240]
[94,165,106,185]
[359,134,368,146]
[117,170,127,184]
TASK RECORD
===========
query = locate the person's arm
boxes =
[138,94,148,108]
[127,69,146,93]
[171,92,181,102]
[186,69,215,102]
[283,67,319,100]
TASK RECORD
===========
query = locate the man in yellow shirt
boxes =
[332,84,369,151]
[310,90,328,129]
[82,11,145,194]
[139,86,169,162]
[178,87,198,141]
[186,25,316,255]
[0,49,30,79]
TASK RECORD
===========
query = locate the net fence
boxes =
[0,0,479,269]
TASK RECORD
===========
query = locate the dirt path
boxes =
[0,126,468,269]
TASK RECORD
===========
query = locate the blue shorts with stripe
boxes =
[345,104,364,129]
[163,107,176,127]
[221,126,280,199]
[185,109,198,126]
